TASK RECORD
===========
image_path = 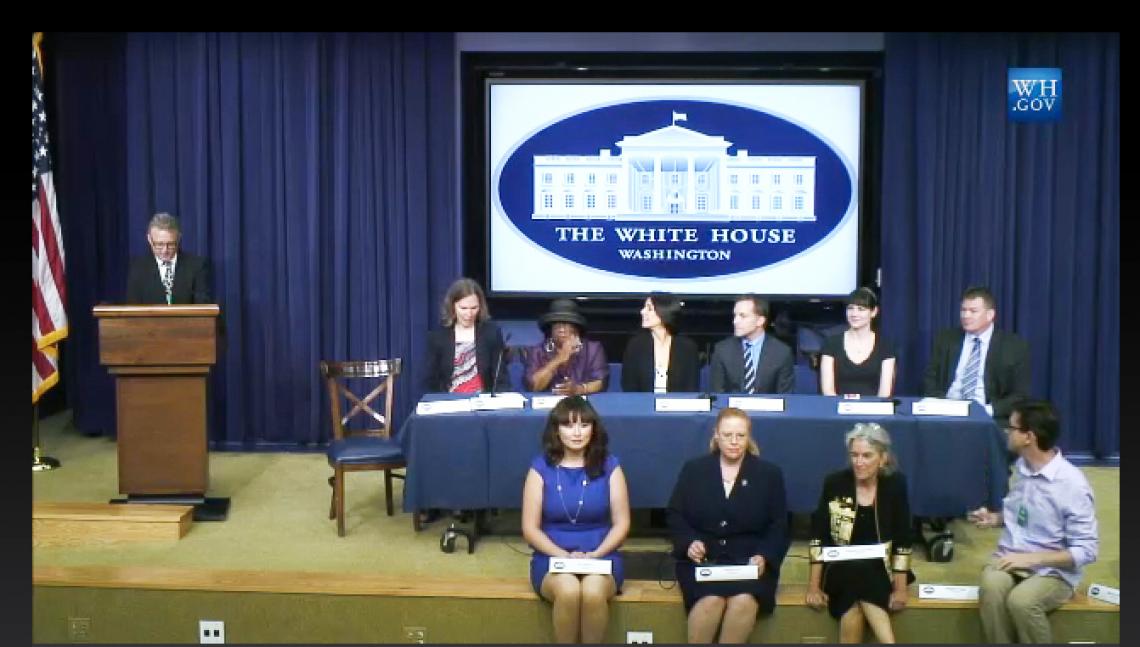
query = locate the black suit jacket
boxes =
[667,452,789,571]
[620,331,700,392]
[922,328,1031,422]
[126,252,213,304]
[423,320,507,393]
[709,333,795,394]
[810,468,914,581]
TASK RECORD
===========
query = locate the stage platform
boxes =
[33,412,1119,643]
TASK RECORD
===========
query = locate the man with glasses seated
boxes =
[126,212,213,305]
[967,400,1099,644]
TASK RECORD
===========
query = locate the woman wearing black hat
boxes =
[525,299,609,395]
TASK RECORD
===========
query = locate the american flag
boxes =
[32,33,67,404]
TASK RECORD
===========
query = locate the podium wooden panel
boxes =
[94,305,219,497]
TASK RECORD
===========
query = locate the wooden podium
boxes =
[93,304,227,519]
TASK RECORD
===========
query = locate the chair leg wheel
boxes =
[440,530,456,553]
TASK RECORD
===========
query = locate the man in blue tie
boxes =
[923,286,1031,424]
[126,212,213,305]
[709,294,795,394]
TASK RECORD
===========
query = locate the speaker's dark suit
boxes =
[423,320,507,392]
[620,331,701,392]
[709,333,795,394]
[126,252,213,304]
[922,328,1031,422]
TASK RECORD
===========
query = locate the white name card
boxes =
[548,557,613,575]
[655,398,711,412]
[695,564,759,582]
[416,399,474,415]
[837,401,895,416]
[912,399,971,417]
[1088,583,1120,605]
[918,584,981,600]
[470,393,527,411]
[728,397,785,412]
[532,395,569,410]
[819,543,887,562]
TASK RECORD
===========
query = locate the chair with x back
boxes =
[321,358,412,536]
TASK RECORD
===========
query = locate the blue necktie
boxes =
[959,337,982,402]
[742,340,757,394]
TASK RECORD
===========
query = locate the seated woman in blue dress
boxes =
[806,422,914,644]
[521,395,630,643]
[820,287,897,397]
[667,407,789,643]
[621,292,701,393]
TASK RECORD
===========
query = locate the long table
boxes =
[399,393,1008,517]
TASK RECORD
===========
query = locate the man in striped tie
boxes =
[923,286,1031,424]
[126,213,213,305]
[709,294,795,394]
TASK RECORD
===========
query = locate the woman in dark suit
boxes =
[621,293,700,393]
[806,422,914,644]
[667,407,789,643]
[424,278,505,393]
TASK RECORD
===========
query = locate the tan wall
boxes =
[35,586,1119,644]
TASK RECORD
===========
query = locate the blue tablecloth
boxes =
[399,393,1008,517]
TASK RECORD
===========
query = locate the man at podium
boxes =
[126,212,213,304]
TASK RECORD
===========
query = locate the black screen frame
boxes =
[461,51,884,306]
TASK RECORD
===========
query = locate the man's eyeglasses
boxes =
[150,242,177,249]
[1003,425,1028,434]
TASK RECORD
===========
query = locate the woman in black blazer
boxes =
[423,278,506,393]
[667,408,789,643]
[621,293,700,392]
[806,422,914,644]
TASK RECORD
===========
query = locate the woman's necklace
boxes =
[555,465,589,524]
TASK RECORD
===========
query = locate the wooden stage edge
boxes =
[33,502,193,548]
[33,564,1118,613]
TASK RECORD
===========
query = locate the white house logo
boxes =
[1090,586,1100,595]
[699,568,712,577]
[532,112,818,223]
[495,100,854,279]
[825,549,840,559]
[922,586,935,595]
[552,561,566,571]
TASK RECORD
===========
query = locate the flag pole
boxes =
[32,403,61,471]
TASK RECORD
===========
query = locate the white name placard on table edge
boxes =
[532,395,570,410]
[911,398,971,417]
[728,397,785,412]
[819,543,887,562]
[837,401,894,416]
[655,398,712,412]
[1087,583,1120,605]
[695,564,759,582]
[471,393,527,411]
[548,557,613,575]
[917,584,980,600]
[416,399,474,415]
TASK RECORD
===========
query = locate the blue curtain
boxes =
[54,33,458,448]
[880,33,1119,457]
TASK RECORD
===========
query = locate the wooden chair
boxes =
[321,359,414,537]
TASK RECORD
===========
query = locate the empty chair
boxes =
[321,359,412,536]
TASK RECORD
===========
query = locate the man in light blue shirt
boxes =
[968,400,1099,643]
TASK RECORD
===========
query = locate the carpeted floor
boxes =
[32,410,1119,592]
